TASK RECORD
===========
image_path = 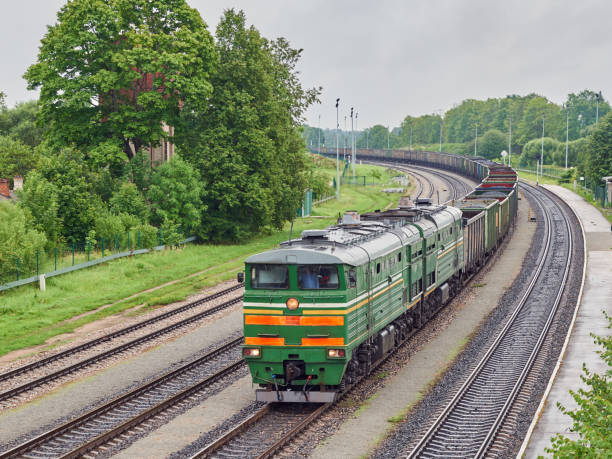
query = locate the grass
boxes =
[0,159,411,358]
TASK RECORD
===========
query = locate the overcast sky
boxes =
[1,0,610,130]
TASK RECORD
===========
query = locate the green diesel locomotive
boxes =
[242,203,465,403]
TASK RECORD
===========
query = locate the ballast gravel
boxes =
[0,281,241,412]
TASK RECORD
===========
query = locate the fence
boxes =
[513,165,565,178]
[0,229,194,292]
[341,176,383,186]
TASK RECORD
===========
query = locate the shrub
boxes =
[0,202,47,281]
[110,182,149,222]
[94,210,125,245]
[133,223,158,249]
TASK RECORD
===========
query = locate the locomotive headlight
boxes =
[327,349,345,358]
[243,348,261,358]
[286,297,299,310]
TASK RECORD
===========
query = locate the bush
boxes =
[119,212,141,231]
[149,156,202,233]
[18,170,63,250]
[133,223,159,249]
[160,219,183,248]
[110,182,149,222]
[0,202,47,281]
[94,210,125,245]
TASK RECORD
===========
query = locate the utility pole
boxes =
[351,107,355,178]
[474,123,478,156]
[317,114,321,153]
[539,112,545,184]
[335,98,340,200]
[564,103,569,169]
[355,111,358,159]
[439,117,443,152]
[508,116,512,167]
[410,124,413,150]
[344,115,347,160]
[596,91,602,124]
[387,126,390,149]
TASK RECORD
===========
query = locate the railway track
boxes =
[400,163,472,201]
[407,183,573,458]
[0,338,246,458]
[0,283,243,404]
[192,403,329,458]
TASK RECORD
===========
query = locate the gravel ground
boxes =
[0,331,246,455]
[0,280,241,412]
[170,401,266,458]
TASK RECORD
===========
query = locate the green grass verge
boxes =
[0,160,409,357]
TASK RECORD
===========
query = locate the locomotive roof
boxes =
[246,204,458,267]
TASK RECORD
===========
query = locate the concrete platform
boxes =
[520,185,612,458]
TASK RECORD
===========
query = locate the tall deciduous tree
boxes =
[25,0,216,164]
[585,111,612,184]
[180,9,319,241]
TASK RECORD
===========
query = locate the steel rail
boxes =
[475,184,573,457]
[0,290,242,402]
[0,283,242,383]
[407,183,572,458]
[0,338,245,459]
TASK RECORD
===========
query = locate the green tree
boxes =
[520,137,559,167]
[180,9,318,241]
[148,156,202,232]
[584,111,612,184]
[565,90,611,139]
[37,149,101,243]
[545,314,612,457]
[18,171,63,249]
[123,151,153,193]
[365,125,392,149]
[0,136,39,178]
[478,129,507,160]
[24,0,217,162]
[0,201,47,281]
[110,182,149,222]
[0,100,43,147]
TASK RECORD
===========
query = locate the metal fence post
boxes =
[36,251,39,276]
[54,247,57,271]
[72,244,75,266]
[102,237,105,257]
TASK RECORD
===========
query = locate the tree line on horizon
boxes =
[304,90,611,184]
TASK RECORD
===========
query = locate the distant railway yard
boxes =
[0,150,608,459]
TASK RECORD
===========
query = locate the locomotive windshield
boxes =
[298,265,339,290]
[250,264,289,289]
